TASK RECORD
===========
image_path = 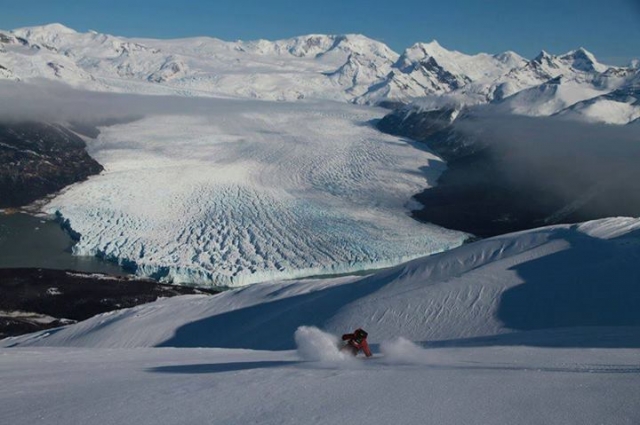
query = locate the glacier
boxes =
[44,99,466,286]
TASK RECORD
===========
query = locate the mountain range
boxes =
[1,23,638,124]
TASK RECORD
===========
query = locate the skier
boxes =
[340,328,372,357]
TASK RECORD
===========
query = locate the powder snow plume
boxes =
[294,326,355,362]
[380,337,431,364]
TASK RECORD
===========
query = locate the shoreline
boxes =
[0,211,130,276]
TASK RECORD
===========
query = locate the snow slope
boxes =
[43,99,465,286]
[2,218,639,425]
[559,73,640,124]
[494,76,607,116]
[1,345,638,425]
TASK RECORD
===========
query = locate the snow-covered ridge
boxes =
[360,40,527,102]
[397,51,638,124]
[0,24,399,101]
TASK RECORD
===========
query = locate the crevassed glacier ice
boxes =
[46,99,466,286]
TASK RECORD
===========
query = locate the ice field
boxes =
[45,99,465,286]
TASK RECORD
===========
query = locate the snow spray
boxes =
[380,337,430,364]
[294,326,356,362]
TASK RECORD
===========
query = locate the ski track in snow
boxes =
[45,100,465,286]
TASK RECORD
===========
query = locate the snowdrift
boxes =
[4,217,640,350]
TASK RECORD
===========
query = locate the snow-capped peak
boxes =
[239,33,397,62]
[398,41,447,65]
[533,50,552,63]
[395,41,526,83]
[357,41,529,104]
[493,51,526,66]
[394,43,431,72]
[425,39,442,48]
[529,48,609,77]
[287,34,343,57]
[560,47,607,73]
[19,22,77,34]
[244,34,342,57]
[8,23,79,51]
[12,22,77,39]
[417,39,446,55]
[566,47,598,61]
[629,59,639,69]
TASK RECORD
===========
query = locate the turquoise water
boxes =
[0,213,129,275]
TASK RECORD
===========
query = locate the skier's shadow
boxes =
[148,360,300,374]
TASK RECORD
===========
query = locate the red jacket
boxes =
[342,332,372,357]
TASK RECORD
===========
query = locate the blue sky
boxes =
[1,0,638,65]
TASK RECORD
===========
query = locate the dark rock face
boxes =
[377,107,480,161]
[377,106,455,142]
[0,268,221,338]
[0,122,104,208]
[417,57,470,92]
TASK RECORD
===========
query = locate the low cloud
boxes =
[0,79,272,124]
[451,106,640,217]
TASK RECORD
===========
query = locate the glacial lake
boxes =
[0,213,129,275]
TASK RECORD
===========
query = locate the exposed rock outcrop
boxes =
[0,268,220,338]
[0,121,103,208]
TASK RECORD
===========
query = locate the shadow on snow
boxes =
[148,361,299,374]
[497,226,640,334]
[157,268,402,350]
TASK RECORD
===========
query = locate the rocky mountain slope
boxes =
[0,121,103,208]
